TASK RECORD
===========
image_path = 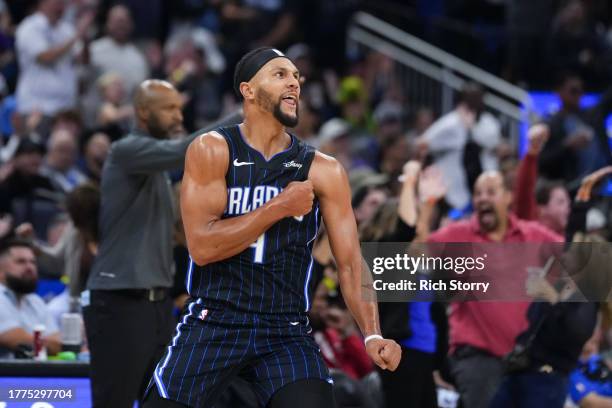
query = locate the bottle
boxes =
[33,324,47,361]
[60,312,82,353]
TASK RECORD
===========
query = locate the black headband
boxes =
[233,47,288,97]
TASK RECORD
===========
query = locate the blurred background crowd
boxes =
[2,0,612,408]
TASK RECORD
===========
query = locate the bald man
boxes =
[83,80,238,408]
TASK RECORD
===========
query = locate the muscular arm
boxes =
[311,152,401,370]
[181,132,309,265]
[310,153,380,337]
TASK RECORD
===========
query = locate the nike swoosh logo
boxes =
[293,215,304,222]
[233,159,254,167]
[289,321,300,326]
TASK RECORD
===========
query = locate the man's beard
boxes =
[146,115,167,139]
[273,101,299,127]
[6,274,37,295]
[258,89,299,127]
[147,115,183,139]
[477,209,500,232]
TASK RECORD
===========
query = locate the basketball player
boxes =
[144,47,401,408]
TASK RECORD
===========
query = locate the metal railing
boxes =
[347,12,532,141]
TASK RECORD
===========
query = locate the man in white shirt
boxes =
[15,0,92,116]
[0,239,60,359]
[418,83,502,210]
[90,5,149,96]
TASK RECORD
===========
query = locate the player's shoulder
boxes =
[309,151,350,195]
[310,151,346,180]
[187,130,229,158]
[185,130,230,176]
[311,150,343,173]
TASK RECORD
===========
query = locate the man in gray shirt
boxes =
[83,80,199,408]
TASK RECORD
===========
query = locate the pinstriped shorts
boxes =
[149,298,331,407]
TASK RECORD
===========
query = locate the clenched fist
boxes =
[366,337,402,371]
[277,180,314,218]
[526,123,549,155]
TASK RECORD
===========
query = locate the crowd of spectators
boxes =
[373,0,612,89]
[0,1,612,408]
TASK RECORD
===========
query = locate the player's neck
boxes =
[240,119,290,161]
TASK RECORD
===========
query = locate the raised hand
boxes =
[418,165,447,204]
[526,123,549,155]
[15,222,35,240]
[0,214,13,239]
[76,10,96,40]
[576,166,612,202]
[401,160,421,185]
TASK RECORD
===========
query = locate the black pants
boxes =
[83,290,175,408]
[379,346,437,408]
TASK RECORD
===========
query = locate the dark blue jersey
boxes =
[186,125,320,314]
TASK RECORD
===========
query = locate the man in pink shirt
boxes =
[428,171,562,408]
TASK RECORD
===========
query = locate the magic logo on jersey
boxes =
[226,185,281,216]
[225,185,297,264]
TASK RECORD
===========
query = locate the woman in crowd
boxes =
[360,161,450,408]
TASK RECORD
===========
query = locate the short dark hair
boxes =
[536,180,566,205]
[457,82,484,111]
[351,186,370,208]
[15,138,45,157]
[52,109,82,129]
[554,71,583,90]
[0,238,33,258]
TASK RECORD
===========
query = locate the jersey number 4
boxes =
[250,233,265,263]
